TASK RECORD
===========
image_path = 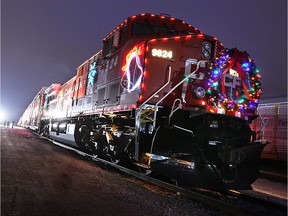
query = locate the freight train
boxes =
[18,13,265,190]
[251,99,287,161]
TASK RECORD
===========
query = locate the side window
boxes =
[103,36,115,57]
[120,26,127,45]
[103,25,127,57]
[103,39,109,57]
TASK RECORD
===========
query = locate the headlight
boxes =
[209,120,219,128]
[202,41,212,59]
[193,87,206,98]
[202,50,210,58]
[204,42,211,49]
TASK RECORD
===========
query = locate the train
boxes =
[18,13,266,190]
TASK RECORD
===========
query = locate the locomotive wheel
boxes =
[221,164,237,184]
[110,153,122,164]
[109,135,132,164]
[82,138,100,157]
[89,144,100,158]
[138,167,153,175]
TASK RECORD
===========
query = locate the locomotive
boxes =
[19,13,265,190]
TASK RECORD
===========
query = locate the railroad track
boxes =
[43,136,287,216]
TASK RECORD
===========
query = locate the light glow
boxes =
[229,68,239,77]
[150,48,173,60]
[87,61,97,86]
[0,109,5,122]
[121,44,145,92]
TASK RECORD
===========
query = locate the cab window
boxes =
[103,25,127,57]
[132,22,176,36]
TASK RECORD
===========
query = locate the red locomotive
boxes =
[19,13,265,190]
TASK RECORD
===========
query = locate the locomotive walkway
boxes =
[1,126,226,216]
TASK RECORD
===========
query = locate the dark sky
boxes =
[1,0,287,122]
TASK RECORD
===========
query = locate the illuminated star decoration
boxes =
[121,44,144,92]
[207,48,262,113]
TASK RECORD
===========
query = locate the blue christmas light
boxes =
[212,69,219,76]
[241,62,251,71]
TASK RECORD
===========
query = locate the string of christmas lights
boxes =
[207,48,262,114]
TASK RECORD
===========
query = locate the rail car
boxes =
[251,99,287,161]
[18,13,266,190]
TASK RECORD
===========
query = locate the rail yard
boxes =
[4,12,287,216]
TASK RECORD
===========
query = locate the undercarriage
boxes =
[44,107,265,190]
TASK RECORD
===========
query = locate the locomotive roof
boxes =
[103,13,202,41]
[259,97,288,104]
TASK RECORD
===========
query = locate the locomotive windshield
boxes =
[132,22,176,36]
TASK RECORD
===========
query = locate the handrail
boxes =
[140,65,172,108]
[152,60,206,128]
[256,107,269,140]
[138,60,206,129]
[168,98,182,125]
[155,60,206,107]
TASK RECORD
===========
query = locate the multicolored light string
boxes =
[207,48,262,113]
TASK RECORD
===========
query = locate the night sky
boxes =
[1,0,287,122]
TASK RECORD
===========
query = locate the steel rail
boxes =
[228,190,287,212]
[44,137,256,216]
[37,132,286,216]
